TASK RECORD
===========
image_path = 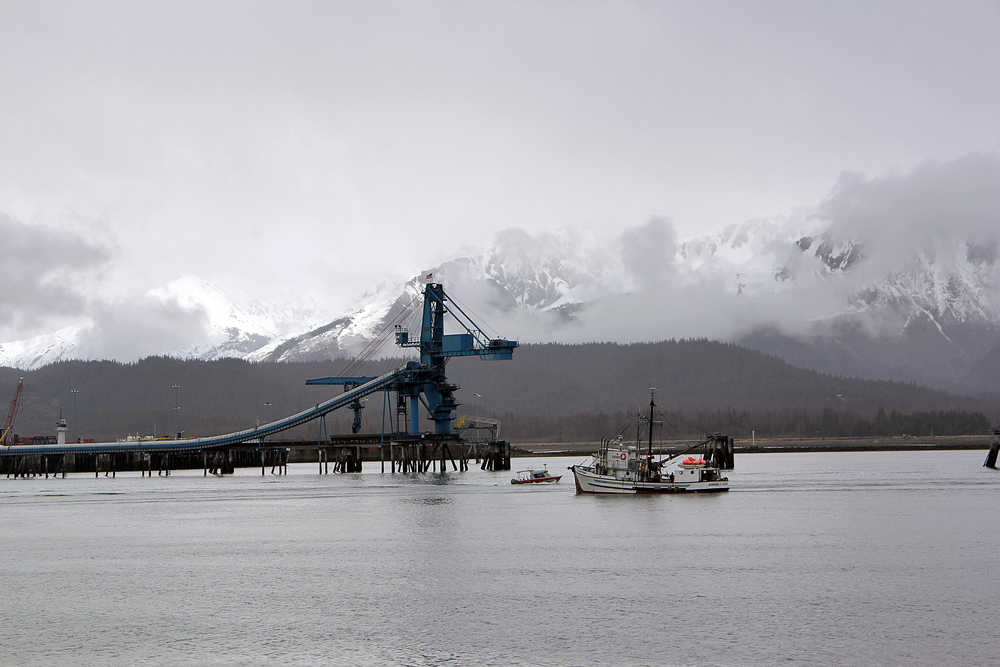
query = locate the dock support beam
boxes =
[409,395,419,435]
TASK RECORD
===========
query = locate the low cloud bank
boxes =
[74,296,211,362]
[493,154,1000,345]
[0,213,110,340]
[4,154,999,363]
[0,212,213,362]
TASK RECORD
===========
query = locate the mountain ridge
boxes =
[2,212,998,395]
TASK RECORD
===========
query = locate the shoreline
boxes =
[513,434,992,457]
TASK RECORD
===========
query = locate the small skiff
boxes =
[511,468,562,484]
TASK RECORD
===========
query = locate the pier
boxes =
[0,437,512,478]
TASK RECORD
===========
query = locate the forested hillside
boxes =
[0,340,993,442]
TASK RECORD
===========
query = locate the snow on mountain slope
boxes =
[675,217,999,329]
[850,250,996,335]
[149,276,325,360]
[231,215,1000,370]
[250,280,424,362]
[251,229,624,363]
[477,228,623,310]
[0,323,91,370]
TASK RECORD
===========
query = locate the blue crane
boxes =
[307,282,517,436]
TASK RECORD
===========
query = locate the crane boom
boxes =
[2,377,24,446]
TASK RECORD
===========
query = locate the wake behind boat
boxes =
[570,389,734,494]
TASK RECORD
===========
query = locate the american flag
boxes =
[425,273,433,280]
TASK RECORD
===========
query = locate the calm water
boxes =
[1,450,998,666]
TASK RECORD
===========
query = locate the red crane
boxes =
[1,377,24,446]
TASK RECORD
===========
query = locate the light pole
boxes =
[69,388,80,442]
[170,384,182,438]
[257,402,272,429]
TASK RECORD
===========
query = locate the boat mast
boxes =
[647,387,656,457]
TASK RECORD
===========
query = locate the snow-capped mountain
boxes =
[250,233,609,363]
[249,218,1000,392]
[0,323,90,370]
[284,155,997,393]
[249,281,423,363]
[3,218,999,394]
[675,217,998,330]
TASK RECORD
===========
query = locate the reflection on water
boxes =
[406,496,454,505]
[1,450,998,666]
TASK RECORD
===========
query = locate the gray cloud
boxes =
[0,212,110,339]
[2,1,997,310]
[0,212,212,362]
[817,154,1000,274]
[527,155,1000,345]
[620,217,676,288]
[75,296,210,362]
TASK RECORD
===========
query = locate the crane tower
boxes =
[308,282,517,436]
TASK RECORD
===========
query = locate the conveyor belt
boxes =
[0,367,407,456]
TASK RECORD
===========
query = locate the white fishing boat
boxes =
[569,390,734,494]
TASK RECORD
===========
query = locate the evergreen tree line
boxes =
[0,338,995,442]
[495,407,993,442]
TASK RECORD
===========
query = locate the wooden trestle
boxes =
[0,438,512,478]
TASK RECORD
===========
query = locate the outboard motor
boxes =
[984,429,1000,469]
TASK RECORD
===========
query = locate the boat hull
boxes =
[571,466,729,494]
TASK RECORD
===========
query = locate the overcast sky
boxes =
[1,0,998,338]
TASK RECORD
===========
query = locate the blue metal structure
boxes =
[309,282,517,436]
[393,282,516,435]
[303,376,376,433]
